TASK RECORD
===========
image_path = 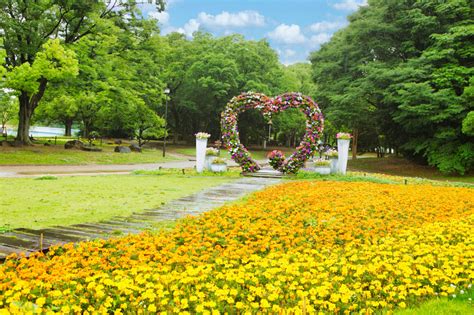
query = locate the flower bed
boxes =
[221,92,324,174]
[1,182,473,314]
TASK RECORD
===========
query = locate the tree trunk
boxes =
[16,93,33,145]
[138,129,143,147]
[65,119,73,137]
[1,119,7,137]
[352,128,359,159]
[16,79,48,145]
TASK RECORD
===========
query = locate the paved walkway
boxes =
[0,177,280,260]
[0,156,253,178]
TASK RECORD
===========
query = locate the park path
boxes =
[0,153,252,178]
[0,160,243,178]
[0,177,280,261]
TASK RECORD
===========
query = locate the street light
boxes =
[162,88,170,157]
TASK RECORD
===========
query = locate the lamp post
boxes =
[162,88,170,157]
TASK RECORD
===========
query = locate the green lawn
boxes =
[0,173,235,231]
[348,156,474,184]
[394,288,473,315]
[0,145,181,165]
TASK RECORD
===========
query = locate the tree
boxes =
[310,0,473,173]
[0,0,165,144]
[0,91,17,137]
[133,103,166,146]
[161,32,285,144]
[4,39,78,142]
[272,109,306,147]
[462,111,474,136]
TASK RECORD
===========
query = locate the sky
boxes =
[141,0,368,65]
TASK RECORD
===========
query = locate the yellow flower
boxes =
[35,297,46,307]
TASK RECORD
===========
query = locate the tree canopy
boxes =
[310,0,473,174]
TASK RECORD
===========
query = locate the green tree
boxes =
[462,111,474,136]
[0,91,17,137]
[310,0,473,173]
[133,103,166,146]
[0,0,165,144]
[162,32,285,144]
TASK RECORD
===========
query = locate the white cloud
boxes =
[197,10,265,28]
[309,21,345,32]
[165,0,181,7]
[181,19,200,37]
[165,10,265,38]
[267,24,306,44]
[310,33,332,47]
[169,19,200,37]
[283,49,296,58]
[149,11,170,25]
[332,0,368,11]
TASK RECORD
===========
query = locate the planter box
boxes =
[205,155,217,170]
[314,166,331,175]
[210,164,227,173]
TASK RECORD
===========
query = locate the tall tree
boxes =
[0,0,164,144]
[0,91,17,137]
[310,0,473,173]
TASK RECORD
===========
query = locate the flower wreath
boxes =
[221,91,324,174]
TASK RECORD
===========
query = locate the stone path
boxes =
[0,159,251,178]
[0,177,280,261]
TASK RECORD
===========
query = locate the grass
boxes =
[292,171,474,188]
[0,173,235,231]
[394,288,473,315]
[0,144,181,165]
[349,156,474,184]
[291,171,399,185]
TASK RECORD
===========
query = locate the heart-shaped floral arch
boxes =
[221,91,324,174]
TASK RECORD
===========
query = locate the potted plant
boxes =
[195,132,211,173]
[313,158,331,175]
[210,157,227,173]
[336,132,351,175]
[205,147,220,170]
[325,148,338,174]
[267,150,285,170]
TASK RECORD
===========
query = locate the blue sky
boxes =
[141,0,367,65]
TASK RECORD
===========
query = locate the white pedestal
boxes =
[337,139,350,175]
[196,138,208,173]
[329,158,338,174]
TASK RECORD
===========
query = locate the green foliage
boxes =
[310,0,474,174]
[34,175,58,181]
[0,0,165,143]
[134,103,166,146]
[462,111,474,136]
[273,108,306,146]
[162,33,288,143]
[0,91,18,134]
